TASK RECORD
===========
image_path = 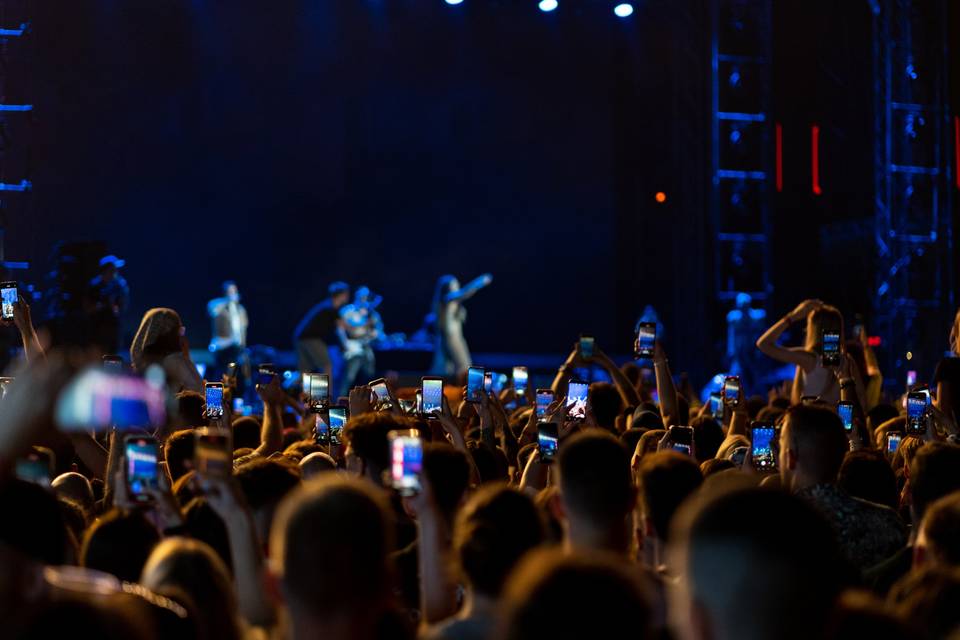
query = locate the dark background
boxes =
[5,0,958,385]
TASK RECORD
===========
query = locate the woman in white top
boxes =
[756,299,864,406]
[130,307,203,393]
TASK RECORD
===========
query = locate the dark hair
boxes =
[636,451,703,542]
[558,430,635,523]
[183,498,233,573]
[826,590,912,640]
[889,566,960,640]
[455,485,545,597]
[868,404,900,432]
[0,479,70,565]
[784,404,848,482]
[81,509,161,582]
[175,390,207,428]
[283,440,325,462]
[343,412,408,477]
[52,471,96,515]
[423,444,471,523]
[235,456,301,513]
[173,470,200,506]
[910,443,960,521]
[672,488,847,640]
[588,382,622,430]
[232,416,262,450]
[691,416,724,462]
[272,476,393,615]
[700,458,736,477]
[838,450,898,509]
[164,429,196,483]
[920,492,960,566]
[16,596,150,640]
[501,549,652,640]
[467,440,510,484]
[619,428,647,456]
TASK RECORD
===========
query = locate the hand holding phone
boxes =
[668,425,694,457]
[821,330,842,367]
[194,428,232,479]
[722,376,741,407]
[421,377,443,419]
[0,281,18,321]
[124,435,159,503]
[308,373,331,410]
[388,430,422,496]
[566,380,589,420]
[328,406,348,445]
[538,422,559,464]
[579,335,595,360]
[907,391,928,436]
[635,322,656,359]
[837,401,854,433]
[750,423,777,471]
[512,366,529,401]
[466,367,485,403]
[536,389,554,423]
[205,382,225,419]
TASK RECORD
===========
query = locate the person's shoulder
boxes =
[846,493,906,529]
[421,615,494,640]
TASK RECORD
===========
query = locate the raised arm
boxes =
[253,379,285,457]
[756,299,822,371]
[12,300,44,363]
[443,273,493,303]
[651,342,679,428]
[592,348,642,409]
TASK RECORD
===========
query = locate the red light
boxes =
[868,336,882,347]
[775,122,783,192]
[655,191,667,203]
[811,124,822,196]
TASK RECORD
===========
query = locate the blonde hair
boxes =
[804,304,844,352]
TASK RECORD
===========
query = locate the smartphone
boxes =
[709,392,722,414]
[750,424,777,471]
[0,376,13,399]
[205,382,225,419]
[466,367,485,403]
[821,330,841,367]
[389,429,423,496]
[886,432,902,456]
[102,355,124,372]
[369,378,392,409]
[566,380,589,420]
[56,367,167,431]
[669,425,694,457]
[328,406,347,445]
[538,422,559,464]
[225,362,238,379]
[483,372,493,394]
[308,373,330,409]
[536,389,554,422]
[492,372,509,394]
[513,366,529,399]
[257,364,276,386]
[837,401,854,433]
[579,335,595,359]
[15,447,53,486]
[314,410,330,444]
[421,377,443,419]
[635,322,656,359]
[194,428,232,479]
[907,391,927,435]
[124,435,158,503]
[722,376,740,406]
[0,281,17,320]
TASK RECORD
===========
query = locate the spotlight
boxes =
[655,192,667,203]
[614,3,634,17]
[445,0,464,4]
[539,0,558,11]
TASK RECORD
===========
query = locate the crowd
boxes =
[3,292,960,640]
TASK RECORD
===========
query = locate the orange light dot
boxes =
[655,191,667,203]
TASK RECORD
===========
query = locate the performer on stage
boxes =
[207,281,249,380]
[336,285,383,398]
[294,281,350,378]
[429,273,493,377]
[89,254,130,354]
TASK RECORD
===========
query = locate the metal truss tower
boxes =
[872,0,954,383]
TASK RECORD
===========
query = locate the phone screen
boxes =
[1,283,17,320]
[538,423,559,463]
[103,356,123,372]
[837,402,854,433]
[636,323,656,359]
[309,374,330,408]
[328,407,347,444]
[566,380,589,419]
[370,380,391,407]
[751,426,777,470]
[390,432,422,496]
[670,426,693,456]
[579,336,595,359]
[257,365,276,386]
[821,331,841,365]
[125,437,158,501]
[723,377,740,405]
[492,372,508,394]
[906,370,918,388]
[907,392,927,434]
[15,451,51,486]
[886,433,902,454]
[421,378,443,418]
[55,368,167,431]
[195,430,231,479]
[536,389,554,421]
[205,383,224,419]
[467,367,485,402]
[513,367,528,397]
[315,411,330,443]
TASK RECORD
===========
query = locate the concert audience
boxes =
[3,291,960,640]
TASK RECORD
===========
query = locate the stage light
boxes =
[445,0,464,5]
[655,192,667,203]
[613,3,634,17]
[539,0,558,11]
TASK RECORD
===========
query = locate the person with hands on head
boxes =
[551,340,641,410]
[757,299,859,405]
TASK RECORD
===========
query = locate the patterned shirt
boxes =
[795,483,907,573]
